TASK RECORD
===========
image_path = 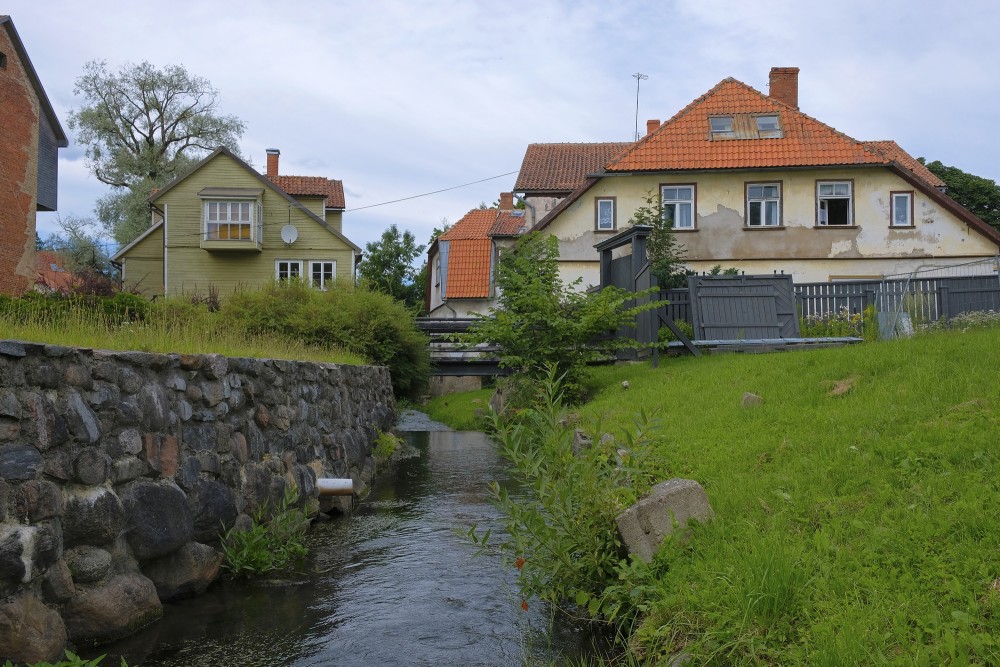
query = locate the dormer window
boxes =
[710,116,734,137]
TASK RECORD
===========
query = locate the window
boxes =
[660,185,695,229]
[746,183,781,227]
[710,116,734,137]
[755,115,780,132]
[276,260,302,280]
[817,181,853,226]
[0,52,6,69]
[310,260,336,289]
[891,191,913,227]
[205,200,255,240]
[595,197,616,231]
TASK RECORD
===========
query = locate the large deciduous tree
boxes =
[357,224,426,308]
[919,159,1000,231]
[68,61,246,244]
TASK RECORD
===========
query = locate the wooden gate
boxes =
[689,275,801,340]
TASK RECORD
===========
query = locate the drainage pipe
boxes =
[317,478,354,496]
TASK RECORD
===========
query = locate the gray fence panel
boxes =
[940,277,1000,319]
[689,275,798,340]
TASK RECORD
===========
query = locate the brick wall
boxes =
[0,25,41,296]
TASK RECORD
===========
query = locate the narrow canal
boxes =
[86,412,591,666]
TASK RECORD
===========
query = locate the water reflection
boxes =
[86,428,587,666]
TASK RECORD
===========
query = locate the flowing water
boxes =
[85,413,592,666]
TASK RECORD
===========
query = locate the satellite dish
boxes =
[281,224,299,244]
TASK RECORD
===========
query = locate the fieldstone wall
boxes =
[0,340,395,663]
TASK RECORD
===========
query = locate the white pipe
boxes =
[317,478,354,497]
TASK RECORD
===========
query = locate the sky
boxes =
[9,0,1000,255]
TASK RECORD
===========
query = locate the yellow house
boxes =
[112,147,361,298]
[523,67,1000,288]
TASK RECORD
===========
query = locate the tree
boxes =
[68,61,246,244]
[461,233,650,402]
[918,159,1000,231]
[630,190,688,288]
[357,225,426,308]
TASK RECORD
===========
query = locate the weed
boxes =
[2,651,128,666]
[220,484,309,578]
[373,430,402,464]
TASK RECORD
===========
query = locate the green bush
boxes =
[471,366,668,630]
[221,483,309,578]
[223,280,430,398]
[657,319,694,344]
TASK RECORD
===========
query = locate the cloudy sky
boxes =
[10,0,1000,253]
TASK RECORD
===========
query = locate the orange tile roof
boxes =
[607,78,888,172]
[439,208,524,299]
[267,175,345,209]
[34,251,74,292]
[489,210,527,237]
[515,142,633,192]
[864,140,945,189]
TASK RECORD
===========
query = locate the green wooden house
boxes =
[112,147,362,298]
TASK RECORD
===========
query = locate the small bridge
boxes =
[416,318,506,377]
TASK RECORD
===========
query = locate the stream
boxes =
[84,411,593,666]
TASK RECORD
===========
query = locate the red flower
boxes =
[521,600,529,611]
[515,557,525,571]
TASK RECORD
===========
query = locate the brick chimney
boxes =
[499,192,514,210]
[768,67,799,109]
[266,148,280,177]
[646,119,661,136]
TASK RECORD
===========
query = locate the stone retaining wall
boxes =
[0,340,396,663]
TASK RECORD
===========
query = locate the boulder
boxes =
[0,592,68,664]
[66,546,113,584]
[143,541,223,601]
[615,478,714,563]
[0,443,44,480]
[62,487,126,548]
[62,572,162,645]
[120,481,193,561]
[186,479,238,543]
[41,559,75,603]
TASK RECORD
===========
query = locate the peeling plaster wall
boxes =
[545,168,999,285]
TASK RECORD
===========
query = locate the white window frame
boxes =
[309,260,336,289]
[817,181,854,226]
[660,184,696,230]
[203,199,261,241]
[595,197,616,231]
[275,260,303,281]
[746,183,782,227]
[755,114,780,132]
[891,191,914,227]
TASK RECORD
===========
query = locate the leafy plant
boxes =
[220,484,309,578]
[470,366,667,630]
[3,651,128,666]
[459,232,653,403]
[223,280,430,398]
[373,430,402,464]
[630,190,687,288]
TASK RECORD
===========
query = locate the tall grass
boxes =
[0,298,363,365]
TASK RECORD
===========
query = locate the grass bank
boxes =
[0,298,363,365]
[432,327,1000,664]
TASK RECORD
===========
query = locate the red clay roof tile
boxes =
[515,142,632,192]
[864,140,945,188]
[267,175,345,209]
[607,78,889,172]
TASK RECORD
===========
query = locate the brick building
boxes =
[0,16,67,295]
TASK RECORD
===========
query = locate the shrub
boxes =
[223,280,430,398]
[373,430,402,464]
[657,319,694,344]
[220,483,309,578]
[471,367,668,629]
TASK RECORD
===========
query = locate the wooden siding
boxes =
[120,224,164,297]
[159,153,355,298]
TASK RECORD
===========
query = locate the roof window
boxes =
[710,116,734,137]
[756,115,780,132]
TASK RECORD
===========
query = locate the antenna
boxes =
[632,72,648,141]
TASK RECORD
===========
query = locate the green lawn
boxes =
[429,328,1000,664]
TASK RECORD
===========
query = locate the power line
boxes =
[345,170,519,212]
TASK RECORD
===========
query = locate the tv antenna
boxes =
[632,72,648,140]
